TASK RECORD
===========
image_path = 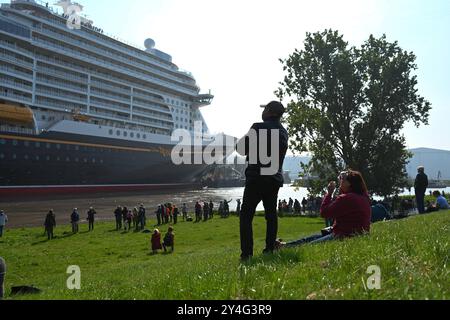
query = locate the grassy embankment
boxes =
[0,211,448,300]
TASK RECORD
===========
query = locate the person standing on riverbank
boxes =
[70,208,80,234]
[237,101,289,261]
[0,210,8,238]
[44,210,56,240]
[414,166,428,214]
[87,207,96,232]
[182,203,188,222]
[114,206,123,231]
[209,201,214,219]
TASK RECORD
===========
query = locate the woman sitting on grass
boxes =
[278,170,371,248]
[163,226,175,253]
[151,229,162,254]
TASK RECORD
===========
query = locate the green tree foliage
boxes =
[277,30,431,197]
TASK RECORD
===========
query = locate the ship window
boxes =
[56,144,61,149]
[137,134,141,139]
[123,132,128,137]
[0,154,4,159]
[66,145,71,151]
[42,115,46,120]
[92,158,96,163]
[83,158,87,163]
[0,139,5,145]
[12,140,18,146]
[35,156,40,161]
[130,133,134,138]
[56,157,61,161]
[12,154,16,160]
[116,130,120,136]
[46,156,50,161]
[24,141,29,147]
[75,146,79,151]
[109,129,113,135]
[75,158,79,162]
[24,155,29,160]
[66,157,70,162]
[143,134,147,139]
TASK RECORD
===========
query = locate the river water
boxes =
[2,185,449,228]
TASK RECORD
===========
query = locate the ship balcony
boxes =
[33,28,198,89]
[32,38,198,96]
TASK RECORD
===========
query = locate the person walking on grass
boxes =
[87,207,96,232]
[236,101,288,261]
[70,208,80,234]
[414,166,428,214]
[163,226,175,253]
[114,206,123,231]
[44,209,56,240]
[139,204,146,229]
[0,210,8,238]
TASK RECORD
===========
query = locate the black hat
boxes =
[261,101,286,117]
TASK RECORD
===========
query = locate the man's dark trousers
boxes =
[240,179,280,259]
[415,189,425,214]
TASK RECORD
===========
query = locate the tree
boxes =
[277,30,431,197]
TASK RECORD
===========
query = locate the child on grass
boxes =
[163,226,175,253]
[151,229,162,254]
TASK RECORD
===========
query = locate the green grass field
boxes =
[0,211,449,300]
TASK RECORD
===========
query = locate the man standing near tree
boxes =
[237,101,288,261]
[414,166,428,214]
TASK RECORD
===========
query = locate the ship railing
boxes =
[32,38,198,95]
[0,89,32,102]
[36,76,87,93]
[0,39,33,59]
[0,64,33,79]
[0,51,34,69]
[0,76,33,91]
[35,97,86,112]
[35,88,87,103]
[89,100,130,113]
[34,27,194,86]
[36,65,87,84]
[0,124,35,135]
[90,80,131,96]
[132,109,173,123]
[132,100,172,115]
[90,89,130,104]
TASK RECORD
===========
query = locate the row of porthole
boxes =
[108,129,148,139]
[1,139,80,151]
[0,153,104,164]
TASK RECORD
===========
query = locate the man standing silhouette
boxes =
[237,101,288,261]
[414,166,428,214]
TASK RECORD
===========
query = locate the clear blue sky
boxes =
[60,0,450,151]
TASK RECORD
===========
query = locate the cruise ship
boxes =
[0,0,227,196]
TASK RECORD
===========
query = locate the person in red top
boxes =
[151,229,162,254]
[278,170,371,248]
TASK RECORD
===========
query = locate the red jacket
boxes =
[151,233,162,250]
[320,192,371,238]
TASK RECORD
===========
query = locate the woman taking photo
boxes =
[279,170,371,248]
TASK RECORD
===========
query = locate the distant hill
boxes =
[283,148,450,180]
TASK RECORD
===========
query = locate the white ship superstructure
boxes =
[0,0,214,144]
